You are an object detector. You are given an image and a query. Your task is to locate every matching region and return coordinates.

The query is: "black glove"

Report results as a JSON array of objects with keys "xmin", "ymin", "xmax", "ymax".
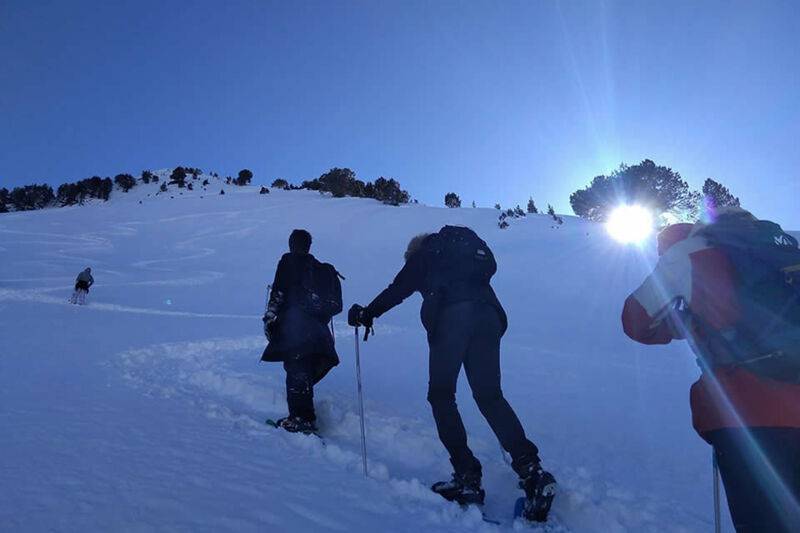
[{"xmin": 347, "ymin": 304, "xmax": 373, "ymax": 328}]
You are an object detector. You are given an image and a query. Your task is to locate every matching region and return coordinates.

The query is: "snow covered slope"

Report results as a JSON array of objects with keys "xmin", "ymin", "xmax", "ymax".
[{"xmin": 0, "ymin": 178, "xmax": 732, "ymax": 531}]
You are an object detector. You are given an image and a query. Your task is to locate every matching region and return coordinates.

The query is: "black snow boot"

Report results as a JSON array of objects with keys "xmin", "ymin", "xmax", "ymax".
[
  {"xmin": 431, "ymin": 471, "xmax": 485, "ymax": 506},
  {"xmin": 518, "ymin": 463, "xmax": 557, "ymax": 522},
  {"xmin": 275, "ymin": 416, "xmax": 318, "ymax": 435}
]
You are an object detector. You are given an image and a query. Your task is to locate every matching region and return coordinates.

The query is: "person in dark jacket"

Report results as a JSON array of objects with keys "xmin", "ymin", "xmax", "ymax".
[
  {"xmin": 348, "ymin": 227, "xmax": 555, "ymax": 520},
  {"xmin": 262, "ymin": 229, "xmax": 339, "ymax": 433},
  {"xmin": 69, "ymin": 267, "xmax": 94, "ymax": 305}
]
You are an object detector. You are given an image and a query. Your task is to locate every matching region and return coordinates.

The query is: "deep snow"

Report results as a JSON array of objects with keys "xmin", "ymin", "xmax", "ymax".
[{"xmin": 0, "ymin": 176, "xmax": 736, "ymax": 531}]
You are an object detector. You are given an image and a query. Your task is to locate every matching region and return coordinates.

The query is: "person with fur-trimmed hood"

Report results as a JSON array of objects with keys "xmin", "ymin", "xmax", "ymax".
[
  {"xmin": 622, "ymin": 208, "xmax": 800, "ymax": 532},
  {"xmin": 348, "ymin": 226, "xmax": 556, "ymax": 522}
]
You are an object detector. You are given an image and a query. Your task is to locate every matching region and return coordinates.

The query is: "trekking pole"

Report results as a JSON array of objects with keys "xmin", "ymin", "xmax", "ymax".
[
  {"xmin": 713, "ymin": 452, "xmax": 721, "ymax": 533},
  {"xmin": 354, "ymin": 326, "xmax": 368, "ymax": 477}
]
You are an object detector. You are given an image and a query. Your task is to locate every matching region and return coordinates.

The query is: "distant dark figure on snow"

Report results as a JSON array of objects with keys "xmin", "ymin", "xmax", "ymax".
[
  {"xmin": 262, "ymin": 229, "xmax": 343, "ymax": 434},
  {"xmin": 348, "ymin": 226, "xmax": 556, "ymax": 522},
  {"xmin": 622, "ymin": 209, "xmax": 800, "ymax": 533},
  {"xmin": 70, "ymin": 267, "xmax": 94, "ymax": 305}
]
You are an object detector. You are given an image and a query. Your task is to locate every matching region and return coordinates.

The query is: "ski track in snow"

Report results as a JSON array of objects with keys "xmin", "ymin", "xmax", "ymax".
[
  {"xmin": 0, "ymin": 288, "xmax": 258, "ymax": 320},
  {"xmin": 116, "ymin": 334, "xmax": 696, "ymax": 532}
]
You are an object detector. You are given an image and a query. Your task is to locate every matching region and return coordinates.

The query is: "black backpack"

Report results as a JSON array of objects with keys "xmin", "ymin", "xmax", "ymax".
[
  {"xmin": 301, "ymin": 259, "xmax": 344, "ymax": 321},
  {"xmin": 426, "ymin": 226, "xmax": 497, "ymax": 291},
  {"xmin": 696, "ymin": 211, "xmax": 800, "ymax": 381}
]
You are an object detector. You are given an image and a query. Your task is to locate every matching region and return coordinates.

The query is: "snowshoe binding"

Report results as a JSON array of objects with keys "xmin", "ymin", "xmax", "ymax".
[
  {"xmin": 266, "ymin": 416, "xmax": 318, "ymax": 435},
  {"xmin": 431, "ymin": 472, "xmax": 485, "ymax": 506},
  {"xmin": 515, "ymin": 464, "xmax": 557, "ymax": 523}
]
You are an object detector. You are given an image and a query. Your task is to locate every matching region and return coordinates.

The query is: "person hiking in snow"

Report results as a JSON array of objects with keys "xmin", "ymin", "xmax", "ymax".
[
  {"xmin": 69, "ymin": 267, "xmax": 94, "ymax": 305},
  {"xmin": 348, "ymin": 226, "xmax": 556, "ymax": 522},
  {"xmin": 622, "ymin": 209, "xmax": 800, "ymax": 533},
  {"xmin": 261, "ymin": 229, "xmax": 342, "ymax": 434}
]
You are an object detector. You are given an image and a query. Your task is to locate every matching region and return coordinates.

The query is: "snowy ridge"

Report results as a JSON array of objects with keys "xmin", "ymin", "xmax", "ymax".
[{"xmin": 1, "ymin": 184, "xmax": 728, "ymax": 531}]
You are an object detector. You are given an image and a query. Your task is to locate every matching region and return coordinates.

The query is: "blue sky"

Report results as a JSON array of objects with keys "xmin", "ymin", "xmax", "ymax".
[{"xmin": 1, "ymin": 0, "xmax": 798, "ymax": 226}]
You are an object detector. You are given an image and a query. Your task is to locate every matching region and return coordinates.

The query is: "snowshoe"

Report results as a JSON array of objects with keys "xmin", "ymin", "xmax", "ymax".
[
  {"xmin": 266, "ymin": 416, "xmax": 318, "ymax": 435},
  {"xmin": 515, "ymin": 465, "xmax": 557, "ymax": 523},
  {"xmin": 431, "ymin": 472, "xmax": 485, "ymax": 506}
]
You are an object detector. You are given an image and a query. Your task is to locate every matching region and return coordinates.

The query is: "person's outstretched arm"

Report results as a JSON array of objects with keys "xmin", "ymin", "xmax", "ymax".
[
  {"xmin": 622, "ymin": 241, "xmax": 696, "ymax": 345},
  {"xmin": 364, "ymin": 253, "xmax": 425, "ymax": 320}
]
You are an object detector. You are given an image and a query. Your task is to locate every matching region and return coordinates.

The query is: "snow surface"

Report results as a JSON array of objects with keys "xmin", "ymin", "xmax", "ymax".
[{"xmin": 0, "ymin": 176, "xmax": 737, "ymax": 531}]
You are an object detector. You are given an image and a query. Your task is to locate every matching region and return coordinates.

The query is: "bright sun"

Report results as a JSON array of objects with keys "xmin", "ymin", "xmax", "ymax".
[{"xmin": 606, "ymin": 205, "xmax": 654, "ymax": 244}]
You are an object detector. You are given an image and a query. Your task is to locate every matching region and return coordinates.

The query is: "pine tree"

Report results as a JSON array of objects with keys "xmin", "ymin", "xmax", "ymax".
[
  {"xmin": 170, "ymin": 167, "xmax": 187, "ymax": 188},
  {"xmin": 570, "ymin": 159, "xmax": 696, "ymax": 221},
  {"xmin": 702, "ymin": 178, "xmax": 740, "ymax": 210},
  {"xmin": 236, "ymin": 169, "xmax": 253, "ymax": 186},
  {"xmin": 527, "ymin": 197, "xmax": 538, "ymax": 214},
  {"xmin": 114, "ymin": 174, "xmax": 136, "ymax": 192}
]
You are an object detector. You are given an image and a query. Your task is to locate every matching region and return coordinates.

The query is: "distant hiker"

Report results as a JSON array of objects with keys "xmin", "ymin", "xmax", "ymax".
[
  {"xmin": 69, "ymin": 267, "xmax": 94, "ymax": 305},
  {"xmin": 622, "ymin": 209, "xmax": 800, "ymax": 532},
  {"xmin": 262, "ymin": 229, "xmax": 342, "ymax": 434},
  {"xmin": 348, "ymin": 226, "xmax": 556, "ymax": 522}
]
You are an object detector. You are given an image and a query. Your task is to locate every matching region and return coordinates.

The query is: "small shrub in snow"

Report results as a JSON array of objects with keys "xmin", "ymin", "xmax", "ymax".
[
  {"xmin": 160, "ymin": 182, "xmax": 168, "ymax": 192},
  {"xmin": 202, "ymin": 179, "xmax": 209, "ymax": 186},
  {"xmin": 445, "ymin": 192, "xmax": 461, "ymax": 208},
  {"xmin": 220, "ymin": 189, "xmax": 225, "ymax": 195},
  {"xmin": 527, "ymin": 197, "xmax": 538, "ymax": 214},
  {"xmin": 498, "ymin": 212, "xmax": 509, "ymax": 229},
  {"xmin": 141, "ymin": 170, "xmax": 154, "ymax": 184},
  {"xmin": 271, "ymin": 178, "xmax": 289, "ymax": 189},
  {"xmin": 236, "ymin": 169, "xmax": 253, "ymax": 186},
  {"xmin": 548, "ymin": 204, "xmax": 564, "ymax": 225},
  {"xmin": 187, "ymin": 182, "xmax": 194, "ymax": 191},
  {"xmin": 259, "ymin": 186, "xmax": 270, "ymax": 194}
]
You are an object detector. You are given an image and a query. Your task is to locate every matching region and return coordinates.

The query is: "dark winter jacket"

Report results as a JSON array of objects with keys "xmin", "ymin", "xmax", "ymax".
[
  {"xmin": 76, "ymin": 269, "xmax": 94, "ymax": 286},
  {"xmin": 261, "ymin": 252, "xmax": 339, "ymax": 381},
  {"xmin": 365, "ymin": 234, "xmax": 508, "ymax": 337}
]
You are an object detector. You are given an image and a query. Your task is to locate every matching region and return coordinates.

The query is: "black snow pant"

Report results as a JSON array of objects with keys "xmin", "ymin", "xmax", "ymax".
[
  {"xmin": 427, "ymin": 301, "xmax": 540, "ymax": 479},
  {"xmin": 708, "ymin": 427, "xmax": 800, "ymax": 533},
  {"xmin": 284, "ymin": 353, "xmax": 316, "ymax": 422}
]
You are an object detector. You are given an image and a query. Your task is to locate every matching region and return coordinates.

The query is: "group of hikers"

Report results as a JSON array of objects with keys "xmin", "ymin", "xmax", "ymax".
[
  {"xmin": 260, "ymin": 207, "xmax": 800, "ymax": 531},
  {"xmin": 69, "ymin": 206, "xmax": 799, "ymax": 528}
]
